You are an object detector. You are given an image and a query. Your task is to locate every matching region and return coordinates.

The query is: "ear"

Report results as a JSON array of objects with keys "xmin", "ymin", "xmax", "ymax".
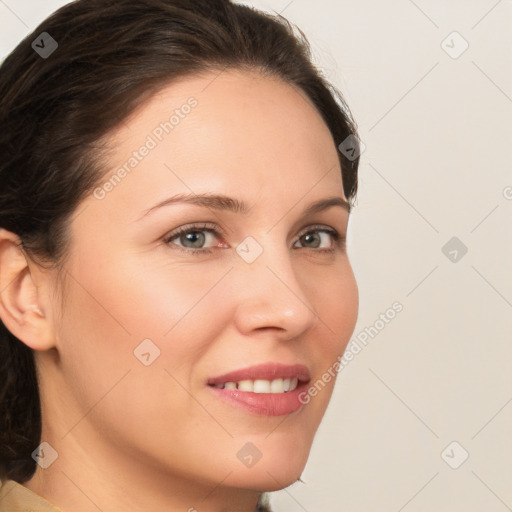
[{"xmin": 0, "ymin": 228, "xmax": 56, "ymax": 351}]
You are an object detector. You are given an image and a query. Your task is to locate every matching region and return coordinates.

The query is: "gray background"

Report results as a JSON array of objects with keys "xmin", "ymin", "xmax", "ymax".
[{"xmin": 1, "ymin": 1, "xmax": 511, "ymax": 510}]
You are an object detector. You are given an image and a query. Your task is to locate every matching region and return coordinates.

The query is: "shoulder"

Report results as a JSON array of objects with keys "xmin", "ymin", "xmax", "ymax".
[{"xmin": 0, "ymin": 479, "xmax": 64, "ymax": 512}]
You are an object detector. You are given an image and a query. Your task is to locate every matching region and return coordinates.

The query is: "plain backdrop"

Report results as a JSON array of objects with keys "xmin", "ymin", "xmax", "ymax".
[{"xmin": 1, "ymin": 1, "xmax": 511, "ymax": 511}]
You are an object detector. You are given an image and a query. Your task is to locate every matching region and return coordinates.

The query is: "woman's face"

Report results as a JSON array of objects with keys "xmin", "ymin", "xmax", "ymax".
[{"xmin": 43, "ymin": 69, "xmax": 358, "ymax": 493}]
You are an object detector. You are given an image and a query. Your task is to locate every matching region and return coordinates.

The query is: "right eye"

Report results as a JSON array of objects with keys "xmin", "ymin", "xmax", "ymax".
[{"xmin": 163, "ymin": 223, "xmax": 228, "ymax": 255}]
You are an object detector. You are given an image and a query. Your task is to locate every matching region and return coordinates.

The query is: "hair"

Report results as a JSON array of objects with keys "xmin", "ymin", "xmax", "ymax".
[{"xmin": 0, "ymin": 0, "xmax": 360, "ymax": 500}]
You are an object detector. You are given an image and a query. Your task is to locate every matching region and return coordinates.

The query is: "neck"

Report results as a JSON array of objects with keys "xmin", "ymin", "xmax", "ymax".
[{"xmin": 24, "ymin": 422, "xmax": 262, "ymax": 512}]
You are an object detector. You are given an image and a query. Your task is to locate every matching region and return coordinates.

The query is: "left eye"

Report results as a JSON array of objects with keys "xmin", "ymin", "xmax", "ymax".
[{"xmin": 294, "ymin": 229, "xmax": 339, "ymax": 249}]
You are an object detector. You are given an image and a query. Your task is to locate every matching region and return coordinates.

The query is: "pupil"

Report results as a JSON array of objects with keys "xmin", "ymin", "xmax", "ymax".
[
  {"xmin": 304, "ymin": 233, "xmax": 320, "ymax": 248},
  {"xmin": 183, "ymin": 231, "xmax": 205, "ymax": 248}
]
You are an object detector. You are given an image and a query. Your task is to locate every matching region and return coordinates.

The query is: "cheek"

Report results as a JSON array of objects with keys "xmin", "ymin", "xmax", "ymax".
[
  {"xmin": 301, "ymin": 262, "xmax": 358, "ymax": 408},
  {"xmin": 65, "ymin": 245, "xmax": 227, "ymax": 341},
  {"xmin": 56, "ymin": 250, "xmax": 231, "ymax": 400},
  {"xmin": 54, "ymin": 253, "xmax": 231, "ymax": 459},
  {"xmin": 310, "ymin": 260, "xmax": 359, "ymax": 353}
]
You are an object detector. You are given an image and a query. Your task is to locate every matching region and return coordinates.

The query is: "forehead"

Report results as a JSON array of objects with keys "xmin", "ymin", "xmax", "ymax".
[{"xmin": 91, "ymin": 69, "xmax": 345, "ymax": 222}]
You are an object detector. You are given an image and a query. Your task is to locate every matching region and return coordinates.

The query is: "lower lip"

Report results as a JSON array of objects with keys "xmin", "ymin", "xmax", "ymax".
[{"xmin": 208, "ymin": 382, "xmax": 309, "ymax": 416}]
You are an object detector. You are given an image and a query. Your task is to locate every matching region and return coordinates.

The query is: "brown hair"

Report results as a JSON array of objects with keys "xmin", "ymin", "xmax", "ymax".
[{"xmin": 0, "ymin": 0, "xmax": 359, "ymax": 494}]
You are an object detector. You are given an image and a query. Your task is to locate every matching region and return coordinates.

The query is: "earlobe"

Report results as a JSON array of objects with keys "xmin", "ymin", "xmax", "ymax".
[{"xmin": 0, "ymin": 228, "xmax": 56, "ymax": 351}]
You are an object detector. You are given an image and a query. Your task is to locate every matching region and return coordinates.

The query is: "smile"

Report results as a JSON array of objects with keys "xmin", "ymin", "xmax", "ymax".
[
  {"xmin": 207, "ymin": 363, "xmax": 311, "ymax": 416},
  {"xmin": 210, "ymin": 377, "xmax": 299, "ymax": 393}
]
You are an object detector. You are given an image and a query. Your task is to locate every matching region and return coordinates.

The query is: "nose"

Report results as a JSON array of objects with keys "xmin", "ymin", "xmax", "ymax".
[{"xmin": 232, "ymin": 240, "xmax": 319, "ymax": 340}]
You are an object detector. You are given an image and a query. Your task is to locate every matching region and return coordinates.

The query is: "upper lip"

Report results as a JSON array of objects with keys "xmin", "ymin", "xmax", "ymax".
[{"xmin": 207, "ymin": 363, "xmax": 311, "ymax": 386}]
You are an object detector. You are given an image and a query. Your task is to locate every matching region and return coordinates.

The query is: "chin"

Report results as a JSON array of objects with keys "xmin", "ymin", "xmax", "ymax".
[
  {"xmin": 231, "ymin": 466, "xmax": 306, "ymax": 493},
  {"xmin": 227, "ymin": 441, "xmax": 311, "ymax": 491}
]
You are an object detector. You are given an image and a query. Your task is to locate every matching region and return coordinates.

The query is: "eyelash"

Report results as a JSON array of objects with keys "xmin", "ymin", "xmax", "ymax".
[{"xmin": 162, "ymin": 222, "xmax": 345, "ymax": 256}]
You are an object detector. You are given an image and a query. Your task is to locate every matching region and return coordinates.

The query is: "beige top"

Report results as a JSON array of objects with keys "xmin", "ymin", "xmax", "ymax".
[
  {"xmin": 0, "ymin": 479, "xmax": 63, "ymax": 511},
  {"xmin": 0, "ymin": 479, "xmax": 271, "ymax": 511}
]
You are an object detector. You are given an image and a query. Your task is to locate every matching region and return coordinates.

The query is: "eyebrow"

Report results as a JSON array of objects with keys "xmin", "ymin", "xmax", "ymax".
[{"xmin": 137, "ymin": 192, "xmax": 351, "ymax": 220}]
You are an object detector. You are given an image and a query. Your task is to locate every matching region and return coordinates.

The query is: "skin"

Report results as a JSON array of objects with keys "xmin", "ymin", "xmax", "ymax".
[{"xmin": 0, "ymin": 69, "xmax": 358, "ymax": 512}]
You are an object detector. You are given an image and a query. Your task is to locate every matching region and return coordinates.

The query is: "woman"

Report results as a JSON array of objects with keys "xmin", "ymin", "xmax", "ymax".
[{"xmin": 0, "ymin": 0, "xmax": 361, "ymax": 510}]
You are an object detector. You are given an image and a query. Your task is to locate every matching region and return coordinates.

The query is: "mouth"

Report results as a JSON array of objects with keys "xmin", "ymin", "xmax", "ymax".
[
  {"xmin": 209, "ymin": 377, "xmax": 300, "ymax": 393},
  {"xmin": 207, "ymin": 363, "xmax": 311, "ymax": 416}
]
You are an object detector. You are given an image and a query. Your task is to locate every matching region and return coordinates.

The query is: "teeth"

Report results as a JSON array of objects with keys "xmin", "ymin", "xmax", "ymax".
[
  {"xmin": 237, "ymin": 380, "xmax": 253, "ymax": 392},
  {"xmin": 270, "ymin": 378, "xmax": 283, "ymax": 393},
  {"xmin": 253, "ymin": 379, "xmax": 270, "ymax": 393},
  {"xmin": 214, "ymin": 378, "xmax": 299, "ymax": 393}
]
